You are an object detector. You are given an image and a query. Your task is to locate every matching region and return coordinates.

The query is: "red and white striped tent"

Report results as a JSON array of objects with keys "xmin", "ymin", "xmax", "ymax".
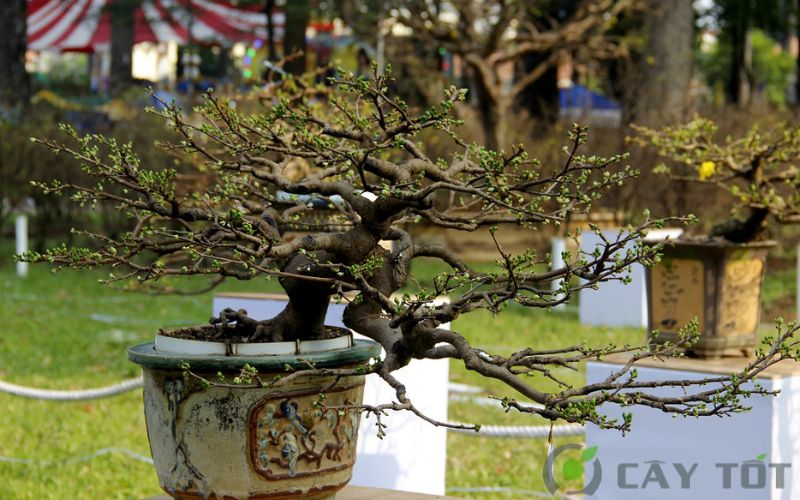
[{"xmin": 28, "ymin": 0, "xmax": 283, "ymax": 52}]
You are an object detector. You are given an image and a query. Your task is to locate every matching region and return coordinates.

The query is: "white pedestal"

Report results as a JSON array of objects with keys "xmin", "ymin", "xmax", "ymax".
[
  {"xmin": 212, "ymin": 293, "xmax": 449, "ymax": 496},
  {"xmin": 578, "ymin": 229, "xmax": 682, "ymax": 328},
  {"xmin": 585, "ymin": 355, "xmax": 800, "ymax": 499}
]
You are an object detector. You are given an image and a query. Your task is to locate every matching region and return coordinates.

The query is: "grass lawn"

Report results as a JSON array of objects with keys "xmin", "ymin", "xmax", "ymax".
[{"xmin": 0, "ymin": 257, "xmax": 794, "ymax": 498}]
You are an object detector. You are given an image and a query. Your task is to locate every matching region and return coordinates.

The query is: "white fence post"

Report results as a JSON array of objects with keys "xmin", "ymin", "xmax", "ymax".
[
  {"xmin": 551, "ymin": 237, "xmax": 567, "ymax": 310},
  {"xmin": 15, "ymin": 214, "xmax": 28, "ymax": 278}
]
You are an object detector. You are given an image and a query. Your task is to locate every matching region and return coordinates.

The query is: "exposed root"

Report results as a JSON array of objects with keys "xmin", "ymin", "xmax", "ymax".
[
  {"xmin": 210, "ymin": 308, "xmax": 275, "ymax": 341},
  {"xmin": 161, "ymin": 307, "xmax": 344, "ymax": 343}
]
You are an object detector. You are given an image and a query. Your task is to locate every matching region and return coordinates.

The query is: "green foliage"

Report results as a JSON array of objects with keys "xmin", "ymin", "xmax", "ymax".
[
  {"xmin": 631, "ymin": 117, "xmax": 800, "ymax": 240},
  {"xmin": 32, "ymin": 53, "xmax": 91, "ymax": 95},
  {"xmin": 0, "ymin": 97, "xmax": 190, "ymax": 264},
  {"xmin": 699, "ymin": 30, "xmax": 794, "ymax": 106}
]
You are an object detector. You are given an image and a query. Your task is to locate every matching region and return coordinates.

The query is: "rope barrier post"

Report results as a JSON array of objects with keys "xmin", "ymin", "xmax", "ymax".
[
  {"xmin": 15, "ymin": 213, "xmax": 28, "ymax": 278},
  {"xmin": 551, "ymin": 237, "xmax": 566, "ymax": 310}
]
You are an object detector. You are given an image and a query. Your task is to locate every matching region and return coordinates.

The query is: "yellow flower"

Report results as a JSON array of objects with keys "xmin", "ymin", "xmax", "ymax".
[{"xmin": 698, "ymin": 161, "xmax": 716, "ymax": 180}]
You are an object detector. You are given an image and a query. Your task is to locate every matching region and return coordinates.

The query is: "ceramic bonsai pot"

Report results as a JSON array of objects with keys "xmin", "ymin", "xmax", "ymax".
[
  {"xmin": 127, "ymin": 332, "xmax": 380, "ymax": 499},
  {"xmin": 645, "ymin": 239, "xmax": 775, "ymax": 359}
]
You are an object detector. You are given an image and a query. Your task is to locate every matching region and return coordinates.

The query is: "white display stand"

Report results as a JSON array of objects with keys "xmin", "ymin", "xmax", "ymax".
[
  {"xmin": 578, "ymin": 228, "xmax": 683, "ymax": 328},
  {"xmin": 585, "ymin": 355, "xmax": 800, "ymax": 499},
  {"xmin": 212, "ymin": 293, "xmax": 449, "ymax": 496}
]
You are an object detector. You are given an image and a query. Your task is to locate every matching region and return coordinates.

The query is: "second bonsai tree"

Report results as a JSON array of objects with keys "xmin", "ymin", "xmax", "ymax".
[{"xmin": 632, "ymin": 118, "xmax": 800, "ymax": 357}]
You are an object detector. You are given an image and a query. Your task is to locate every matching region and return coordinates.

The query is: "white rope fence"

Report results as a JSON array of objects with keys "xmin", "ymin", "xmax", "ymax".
[
  {"xmin": 447, "ymin": 383, "xmax": 584, "ymax": 437},
  {"xmin": 0, "ymin": 447, "xmax": 153, "ymax": 465},
  {"xmin": 0, "ymin": 376, "xmax": 143, "ymax": 400},
  {"xmin": 0, "ymin": 378, "xmax": 580, "ymax": 500},
  {"xmin": 0, "ymin": 379, "xmax": 583, "ymax": 437},
  {"xmin": 448, "ymin": 422, "xmax": 583, "ymax": 438}
]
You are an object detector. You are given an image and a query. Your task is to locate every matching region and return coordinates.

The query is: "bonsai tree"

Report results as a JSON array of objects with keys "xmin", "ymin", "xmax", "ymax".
[
  {"xmin": 630, "ymin": 118, "xmax": 800, "ymax": 243},
  {"xmin": 21, "ymin": 71, "xmax": 800, "ymax": 431}
]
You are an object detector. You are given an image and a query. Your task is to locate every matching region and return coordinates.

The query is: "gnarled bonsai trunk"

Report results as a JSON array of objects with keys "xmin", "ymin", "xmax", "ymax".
[
  {"xmin": 710, "ymin": 207, "xmax": 770, "ymax": 243},
  {"xmin": 268, "ymin": 253, "xmax": 335, "ymax": 340},
  {"xmin": 208, "ymin": 226, "xmax": 409, "ymax": 344}
]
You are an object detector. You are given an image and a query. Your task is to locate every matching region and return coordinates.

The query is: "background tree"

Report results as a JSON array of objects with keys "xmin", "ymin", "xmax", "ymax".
[
  {"xmin": 234, "ymin": 0, "xmax": 281, "ymax": 63},
  {"xmin": 392, "ymin": 0, "xmax": 640, "ymax": 150},
  {"xmin": 708, "ymin": 0, "xmax": 788, "ymax": 105},
  {"xmin": 335, "ymin": 0, "xmax": 384, "ymax": 42},
  {"xmin": 622, "ymin": 0, "xmax": 694, "ymax": 126},
  {"xmin": 265, "ymin": 0, "xmax": 278, "ymax": 62},
  {"xmin": 335, "ymin": 0, "xmax": 437, "ymax": 108},
  {"xmin": 284, "ymin": 0, "xmax": 310, "ymax": 75},
  {"xmin": 109, "ymin": 0, "xmax": 138, "ymax": 97},
  {"xmin": 0, "ymin": 0, "xmax": 31, "ymax": 110},
  {"xmin": 794, "ymin": 0, "xmax": 800, "ymax": 103},
  {"xmin": 600, "ymin": 0, "xmax": 695, "ymax": 220},
  {"xmin": 700, "ymin": 29, "xmax": 794, "ymax": 107},
  {"xmin": 517, "ymin": 1, "xmax": 578, "ymax": 130}
]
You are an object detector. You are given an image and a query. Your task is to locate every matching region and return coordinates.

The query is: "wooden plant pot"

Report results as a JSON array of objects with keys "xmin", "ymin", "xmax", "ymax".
[
  {"xmin": 645, "ymin": 240, "xmax": 775, "ymax": 359},
  {"xmin": 128, "ymin": 335, "xmax": 380, "ymax": 499}
]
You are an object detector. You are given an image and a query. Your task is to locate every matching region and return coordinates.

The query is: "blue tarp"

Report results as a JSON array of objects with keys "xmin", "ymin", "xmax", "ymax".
[{"xmin": 559, "ymin": 84, "xmax": 620, "ymax": 111}]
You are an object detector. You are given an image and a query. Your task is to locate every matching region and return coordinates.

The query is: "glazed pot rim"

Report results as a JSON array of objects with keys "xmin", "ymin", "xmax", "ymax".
[
  {"xmin": 154, "ymin": 330, "xmax": 355, "ymax": 357},
  {"xmin": 127, "ymin": 338, "xmax": 381, "ymax": 371}
]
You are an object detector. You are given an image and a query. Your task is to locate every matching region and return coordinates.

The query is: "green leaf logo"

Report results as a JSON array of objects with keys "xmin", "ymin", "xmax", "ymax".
[
  {"xmin": 562, "ymin": 446, "xmax": 599, "ymax": 481},
  {"xmin": 757, "ymin": 453, "xmax": 767, "ymax": 461},
  {"xmin": 582, "ymin": 445, "xmax": 599, "ymax": 462},
  {"xmin": 544, "ymin": 443, "xmax": 603, "ymax": 496},
  {"xmin": 562, "ymin": 458, "xmax": 583, "ymax": 480}
]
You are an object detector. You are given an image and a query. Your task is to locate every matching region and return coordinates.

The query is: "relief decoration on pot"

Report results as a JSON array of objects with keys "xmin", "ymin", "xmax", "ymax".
[
  {"xmin": 248, "ymin": 384, "xmax": 363, "ymax": 480},
  {"xmin": 650, "ymin": 258, "xmax": 705, "ymax": 335},
  {"xmin": 719, "ymin": 258, "xmax": 763, "ymax": 336}
]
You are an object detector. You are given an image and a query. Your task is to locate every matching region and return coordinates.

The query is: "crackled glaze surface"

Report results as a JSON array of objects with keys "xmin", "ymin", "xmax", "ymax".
[
  {"xmin": 141, "ymin": 369, "xmax": 365, "ymax": 499},
  {"xmin": 249, "ymin": 384, "xmax": 363, "ymax": 481},
  {"xmin": 645, "ymin": 241, "xmax": 772, "ymax": 358},
  {"xmin": 129, "ymin": 341, "xmax": 379, "ymax": 499}
]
